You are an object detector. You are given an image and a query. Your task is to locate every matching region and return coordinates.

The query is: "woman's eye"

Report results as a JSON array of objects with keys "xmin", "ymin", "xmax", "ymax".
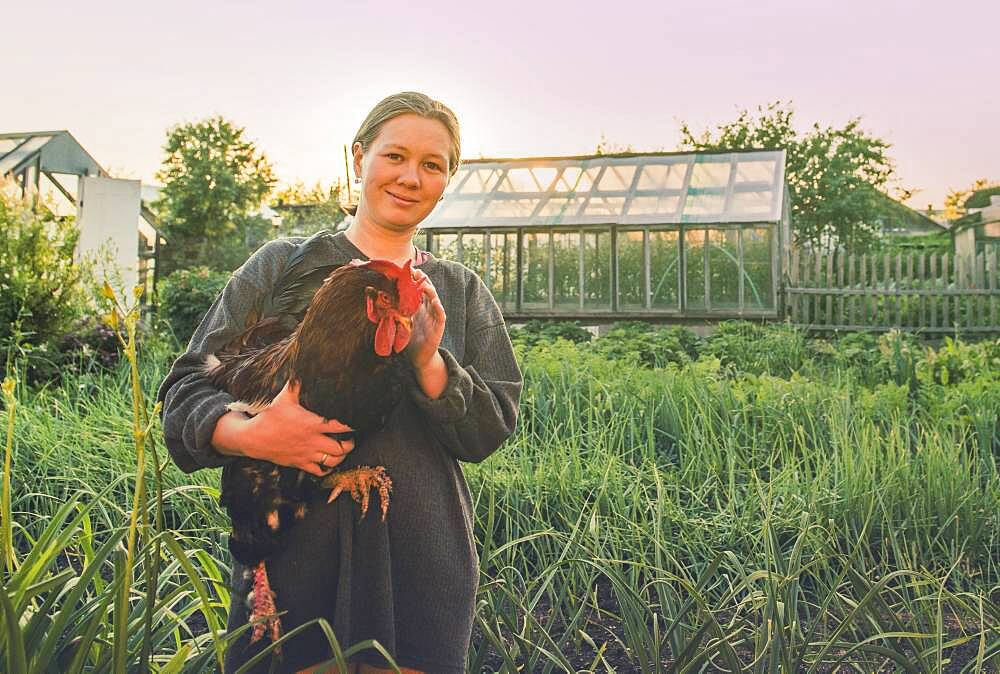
[
  {"xmin": 424, "ymin": 162, "xmax": 442, "ymax": 172},
  {"xmin": 386, "ymin": 153, "xmax": 403, "ymax": 161}
]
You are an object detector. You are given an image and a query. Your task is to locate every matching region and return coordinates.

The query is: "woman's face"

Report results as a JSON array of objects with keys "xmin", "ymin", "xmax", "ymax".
[{"xmin": 354, "ymin": 113, "xmax": 452, "ymax": 233}]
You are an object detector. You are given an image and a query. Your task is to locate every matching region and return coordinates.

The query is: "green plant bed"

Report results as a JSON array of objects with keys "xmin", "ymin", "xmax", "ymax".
[{"xmin": 3, "ymin": 321, "xmax": 998, "ymax": 671}]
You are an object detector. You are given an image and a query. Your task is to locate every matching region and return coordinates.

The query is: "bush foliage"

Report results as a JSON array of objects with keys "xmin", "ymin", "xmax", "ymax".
[
  {"xmin": 157, "ymin": 267, "xmax": 231, "ymax": 345},
  {"xmin": 0, "ymin": 182, "xmax": 96, "ymax": 377}
]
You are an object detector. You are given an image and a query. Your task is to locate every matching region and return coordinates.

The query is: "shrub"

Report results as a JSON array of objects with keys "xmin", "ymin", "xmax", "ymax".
[
  {"xmin": 52, "ymin": 315, "xmax": 122, "ymax": 373},
  {"xmin": 0, "ymin": 181, "xmax": 95, "ymax": 375},
  {"xmin": 591, "ymin": 321, "xmax": 701, "ymax": 368},
  {"xmin": 508, "ymin": 320, "xmax": 592, "ymax": 349},
  {"xmin": 157, "ymin": 266, "xmax": 231, "ymax": 345},
  {"xmin": 703, "ymin": 321, "xmax": 808, "ymax": 377}
]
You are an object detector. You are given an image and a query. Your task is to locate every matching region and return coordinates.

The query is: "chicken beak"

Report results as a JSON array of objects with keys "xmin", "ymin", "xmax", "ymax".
[{"xmin": 396, "ymin": 316, "xmax": 412, "ymax": 332}]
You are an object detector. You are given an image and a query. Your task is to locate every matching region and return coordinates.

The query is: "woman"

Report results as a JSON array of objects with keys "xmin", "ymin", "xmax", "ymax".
[{"xmin": 157, "ymin": 92, "xmax": 522, "ymax": 673}]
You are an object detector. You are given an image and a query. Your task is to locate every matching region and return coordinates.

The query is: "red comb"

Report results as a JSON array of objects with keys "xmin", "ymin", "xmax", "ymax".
[{"xmin": 349, "ymin": 258, "xmax": 425, "ymax": 315}]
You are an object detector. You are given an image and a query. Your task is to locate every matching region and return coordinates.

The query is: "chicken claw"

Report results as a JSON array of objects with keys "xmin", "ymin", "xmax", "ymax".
[
  {"xmin": 322, "ymin": 465, "xmax": 393, "ymax": 521},
  {"xmin": 249, "ymin": 561, "xmax": 282, "ymax": 651}
]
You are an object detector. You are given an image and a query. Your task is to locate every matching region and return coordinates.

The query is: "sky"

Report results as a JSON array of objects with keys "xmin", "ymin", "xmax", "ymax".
[{"xmin": 5, "ymin": 0, "xmax": 998, "ymax": 210}]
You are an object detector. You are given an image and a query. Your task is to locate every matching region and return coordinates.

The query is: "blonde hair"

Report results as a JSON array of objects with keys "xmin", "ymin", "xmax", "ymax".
[{"xmin": 345, "ymin": 92, "xmax": 461, "ymax": 217}]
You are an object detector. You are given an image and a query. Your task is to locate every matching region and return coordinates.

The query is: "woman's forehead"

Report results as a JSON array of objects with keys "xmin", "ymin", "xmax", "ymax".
[{"xmin": 372, "ymin": 114, "xmax": 451, "ymax": 157}]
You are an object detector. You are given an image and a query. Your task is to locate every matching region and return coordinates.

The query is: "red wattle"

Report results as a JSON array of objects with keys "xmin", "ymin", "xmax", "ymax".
[
  {"xmin": 393, "ymin": 321, "xmax": 411, "ymax": 353},
  {"xmin": 375, "ymin": 317, "xmax": 396, "ymax": 356}
]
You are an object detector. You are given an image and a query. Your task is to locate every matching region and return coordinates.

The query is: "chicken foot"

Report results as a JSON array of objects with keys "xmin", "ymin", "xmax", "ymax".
[
  {"xmin": 322, "ymin": 465, "xmax": 393, "ymax": 521},
  {"xmin": 249, "ymin": 561, "xmax": 282, "ymax": 651}
]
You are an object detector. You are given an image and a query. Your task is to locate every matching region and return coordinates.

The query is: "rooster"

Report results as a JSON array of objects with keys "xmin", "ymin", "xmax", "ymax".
[{"xmin": 205, "ymin": 256, "xmax": 425, "ymax": 649}]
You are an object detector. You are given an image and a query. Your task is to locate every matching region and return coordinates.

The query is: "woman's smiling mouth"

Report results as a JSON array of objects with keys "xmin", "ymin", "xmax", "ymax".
[{"xmin": 386, "ymin": 190, "xmax": 419, "ymax": 206}]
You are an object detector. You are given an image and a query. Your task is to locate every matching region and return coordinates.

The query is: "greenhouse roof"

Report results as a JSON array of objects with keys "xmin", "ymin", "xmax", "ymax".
[
  {"xmin": 423, "ymin": 149, "xmax": 787, "ymax": 230},
  {"xmin": 0, "ymin": 130, "xmax": 103, "ymax": 178}
]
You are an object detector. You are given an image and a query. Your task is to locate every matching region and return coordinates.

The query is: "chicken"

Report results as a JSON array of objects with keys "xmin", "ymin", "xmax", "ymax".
[{"xmin": 205, "ymin": 256, "xmax": 425, "ymax": 649}]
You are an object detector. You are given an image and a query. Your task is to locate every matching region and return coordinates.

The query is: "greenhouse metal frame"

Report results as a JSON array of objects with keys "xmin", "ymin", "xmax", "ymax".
[{"xmin": 421, "ymin": 149, "xmax": 791, "ymax": 320}]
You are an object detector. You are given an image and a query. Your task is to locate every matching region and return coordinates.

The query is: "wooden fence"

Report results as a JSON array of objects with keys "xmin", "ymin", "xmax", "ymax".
[{"xmin": 785, "ymin": 247, "xmax": 1000, "ymax": 334}]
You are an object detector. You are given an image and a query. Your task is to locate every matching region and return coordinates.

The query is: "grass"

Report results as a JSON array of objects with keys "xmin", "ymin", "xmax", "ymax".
[{"xmin": 2, "ymin": 319, "xmax": 999, "ymax": 671}]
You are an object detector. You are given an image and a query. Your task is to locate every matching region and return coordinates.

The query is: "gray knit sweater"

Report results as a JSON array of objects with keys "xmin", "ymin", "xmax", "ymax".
[{"xmin": 156, "ymin": 230, "xmax": 522, "ymax": 673}]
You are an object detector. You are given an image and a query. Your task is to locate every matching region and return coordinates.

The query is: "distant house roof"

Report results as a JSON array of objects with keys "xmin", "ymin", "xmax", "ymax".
[
  {"xmin": 423, "ymin": 149, "xmax": 788, "ymax": 230},
  {"xmin": 875, "ymin": 193, "xmax": 949, "ymax": 236}
]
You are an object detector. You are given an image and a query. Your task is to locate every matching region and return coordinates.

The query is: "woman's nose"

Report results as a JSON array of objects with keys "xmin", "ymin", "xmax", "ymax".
[{"xmin": 397, "ymin": 162, "xmax": 420, "ymax": 188}]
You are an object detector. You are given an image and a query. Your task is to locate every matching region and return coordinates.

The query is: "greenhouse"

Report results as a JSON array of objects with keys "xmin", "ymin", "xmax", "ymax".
[{"xmin": 421, "ymin": 149, "xmax": 791, "ymax": 320}]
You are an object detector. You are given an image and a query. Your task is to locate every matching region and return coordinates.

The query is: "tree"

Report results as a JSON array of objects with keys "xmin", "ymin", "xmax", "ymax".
[
  {"xmin": 944, "ymin": 178, "xmax": 998, "ymax": 221},
  {"xmin": 679, "ymin": 102, "xmax": 901, "ymax": 251},
  {"xmin": 271, "ymin": 181, "xmax": 345, "ymax": 237},
  {"xmin": 154, "ymin": 117, "xmax": 277, "ymax": 274}
]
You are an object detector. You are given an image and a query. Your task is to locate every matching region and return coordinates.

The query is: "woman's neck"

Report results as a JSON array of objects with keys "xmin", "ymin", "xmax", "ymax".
[{"xmin": 343, "ymin": 214, "xmax": 417, "ymax": 266}]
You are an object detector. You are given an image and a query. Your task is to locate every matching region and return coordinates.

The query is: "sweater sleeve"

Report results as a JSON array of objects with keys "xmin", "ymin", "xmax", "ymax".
[
  {"xmin": 155, "ymin": 240, "xmax": 297, "ymax": 473},
  {"xmin": 407, "ymin": 274, "xmax": 523, "ymax": 464}
]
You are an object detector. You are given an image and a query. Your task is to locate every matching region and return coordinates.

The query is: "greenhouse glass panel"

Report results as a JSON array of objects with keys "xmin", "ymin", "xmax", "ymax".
[
  {"xmin": 434, "ymin": 199, "xmax": 480, "ymax": 222},
  {"xmin": 430, "ymin": 233, "xmax": 459, "ymax": 262},
  {"xmin": 597, "ymin": 165, "xmax": 636, "ymax": 191},
  {"xmin": 708, "ymin": 229, "xmax": 740, "ymax": 310},
  {"xmin": 582, "ymin": 196, "xmax": 626, "ymax": 217},
  {"xmin": 735, "ymin": 160, "xmax": 776, "ymax": 184},
  {"xmin": 461, "ymin": 232, "xmax": 487, "ymax": 279},
  {"xmin": 628, "ymin": 194, "xmax": 681, "ymax": 217},
  {"xmin": 583, "ymin": 230, "xmax": 612, "ymax": 310},
  {"xmin": 482, "ymin": 198, "xmax": 538, "ymax": 218},
  {"xmin": 554, "ymin": 166, "xmax": 601, "ymax": 192},
  {"xmin": 636, "ymin": 164, "xmax": 686, "ymax": 190},
  {"xmin": 552, "ymin": 231, "xmax": 581, "ymax": 309},
  {"xmin": 531, "ymin": 167, "xmax": 559, "ymax": 191},
  {"xmin": 522, "ymin": 231, "xmax": 550, "ymax": 309},
  {"xmin": 457, "ymin": 168, "xmax": 501, "ymax": 194},
  {"xmin": 742, "ymin": 227, "xmax": 774, "ymax": 310},
  {"xmin": 538, "ymin": 195, "xmax": 587, "ymax": 218},
  {"xmin": 498, "ymin": 168, "xmax": 545, "ymax": 193},
  {"xmin": 729, "ymin": 189, "xmax": 773, "ymax": 216},
  {"xmin": 684, "ymin": 229, "xmax": 707, "ymax": 310},
  {"xmin": 650, "ymin": 230, "xmax": 680, "ymax": 310},
  {"xmin": 489, "ymin": 232, "xmax": 516, "ymax": 309},
  {"xmin": 689, "ymin": 161, "xmax": 731, "ymax": 189},
  {"xmin": 618, "ymin": 230, "xmax": 645, "ymax": 310},
  {"xmin": 683, "ymin": 192, "xmax": 725, "ymax": 217}
]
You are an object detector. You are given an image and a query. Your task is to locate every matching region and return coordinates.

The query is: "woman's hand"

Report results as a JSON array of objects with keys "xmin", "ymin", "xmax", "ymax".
[
  {"xmin": 405, "ymin": 269, "xmax": 446, "ymax": 370},
  {"xmin": 211, "ymin": 380, "xmax": 354, "ymax": 477},
  {"xmin": 404, "ymin": 270, "xmax": 449, "ymax": 399}
]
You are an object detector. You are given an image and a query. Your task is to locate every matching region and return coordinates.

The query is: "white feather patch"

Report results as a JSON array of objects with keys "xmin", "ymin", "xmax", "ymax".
[
  {"xmin": 226, "ymin": 400, "xmax": 270, "ymax": 416},
  {"xmin": 204, "ymin": 353, "xmax": 222, "ymax": 373}
]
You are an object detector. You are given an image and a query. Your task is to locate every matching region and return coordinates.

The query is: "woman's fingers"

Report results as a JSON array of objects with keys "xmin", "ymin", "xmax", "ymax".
[
  {"xmin": 320, "ymin": 416, "xmax": 353, "ymax": 433},
  {"xmin": 300, "ymin": 461, "xmax": 327, "ymax": 477}
]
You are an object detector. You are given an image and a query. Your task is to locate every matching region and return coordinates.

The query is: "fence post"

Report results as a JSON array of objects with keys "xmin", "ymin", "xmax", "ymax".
[
  {"xmin": 990, "ymin": 248, "xmax": 998, "ymax": 329},
  {"xmin": 930, "ymin": 253, "xmax": 938, "ymax": 330},
  {"xmin": 918, "ymin": 253, "xmax": 926, "ymax": 328},
  {"xmin": 848, "ymin": 253, "xmax": 857, "ymax": 327},
  {"xmin": 814, "ymin": 251, "xmax": 823, "ymax": 328},
  {"xmin": 860, "ymin": 253, "xmax": 869, "ymax": 327},
  {"xmin": 826, "ymin": 252, "xmax": 834, "ymax": 327},
  {"xmin": 942, "ymin": 253, "xmax": 950, "ymax": 331}
]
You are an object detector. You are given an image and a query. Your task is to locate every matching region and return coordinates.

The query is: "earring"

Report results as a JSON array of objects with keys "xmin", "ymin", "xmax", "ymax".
[{"xmin": 354, "ymin": 177, "xmax": 361, "ymax": 184}]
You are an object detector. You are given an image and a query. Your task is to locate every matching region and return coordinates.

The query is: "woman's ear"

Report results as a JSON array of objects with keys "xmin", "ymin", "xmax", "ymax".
[{"xmin": 352, "ymin": 142, "xmax": 364, "ymax": 182}]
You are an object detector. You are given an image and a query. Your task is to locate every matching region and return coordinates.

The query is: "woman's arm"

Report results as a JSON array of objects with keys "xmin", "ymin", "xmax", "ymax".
[
  {"xmin": 406, "ymin": 272, "xmax": 523, "ymax": 463},
  {"xmin": 156, "ymin": 240, "xmax": 353, "ymax": 475}
]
